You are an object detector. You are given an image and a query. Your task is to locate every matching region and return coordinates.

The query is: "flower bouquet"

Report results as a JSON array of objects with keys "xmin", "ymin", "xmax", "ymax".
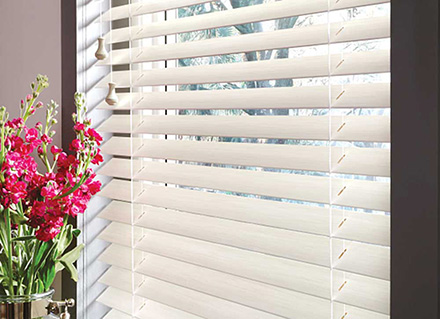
[{"xmin": 0, "ymin": 75, "xmax": 102, "ymax": 301}]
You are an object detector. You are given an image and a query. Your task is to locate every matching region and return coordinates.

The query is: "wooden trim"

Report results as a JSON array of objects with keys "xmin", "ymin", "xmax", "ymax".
[
  {"xmin": 61, "ymin": 0, "xmax": 77, "ymax": 317},
  {"xmin": 391, "ymin": 1, "xmax": 440, "ymax": 318}
]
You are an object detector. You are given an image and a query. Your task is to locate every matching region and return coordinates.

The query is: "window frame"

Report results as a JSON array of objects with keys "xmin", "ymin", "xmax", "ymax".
[
  {"xmin": 64, "ymin": 0, "xmax": 440, "ymax": 318},
  {"xmin": 391, "ymin": 1, "xmax": 440, "ymax": 318}
]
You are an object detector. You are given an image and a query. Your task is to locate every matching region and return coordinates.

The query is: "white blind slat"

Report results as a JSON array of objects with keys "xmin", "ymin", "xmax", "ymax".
[
  {"xmin": 98, "ymin": 241, "xmax": 145, "ymax": 270},
  {"xmin": 96, "ymin": 50, "xmax": 390, "ymax": 88},
  {"xmin": 137, "ymin": 300, "xmax": 205, "ymax": 319},
  {"xmin": 137, "ymin": 276, "xmax": 286, "ymax": 319},
  {"xmin": 98, "ymin": 221, "xmax": 389, "ymax": 281},
  {"xmin": 99, "ymin": 114, "xmax": 390, "ymax": 142},
  {"xmin": 103, "ymin": 310, "xmax": 131, "ymax": 319},
  {"xmin": 99, "ymin": 256, "xmax": 389, "ymax": 315},
  {"xmin": 99, "ymin": 16, "xmax": 389, "ymax": 65},
  {"xmin": 99, "ymin": 265, "xmax": 329, "ymax": 319},
  {"xmin": 98, "ymin": 159, "xmax": 390, "ymax": 211},
  {"xmin": 97, "ymin": 287, "xmax": 144, "ymax": 316},
  {"xmin": 102, "ymin": 0, "xmax": 213, "ymax": 22},
  {"xmin": 101, "ymin": 233, "xmax": 332, "ymax": 301},
  {"xmin": 97, "ymin": 83, "xmax": 390, "ymax": 110},
  {"xmin": 100, "ymin": 137, "xmax": 390, "ymax": 176},
  {"xmin": 333, "ymin": 271, "xmax": 390, "ymax": 315},
  {"xmin": 137, "ymin": 257, "xmax": 330, "ymax": 319},
  {"xmin": 99, "ymin": 181, "xmax": 390, "ymax": 246},
  {"xmin": 334, "ymin": 303, "xmax": 389, "ymax": 319},
  {"xmin": 104, "ymin": 0, "xmax": 389, "ymax": 43}
]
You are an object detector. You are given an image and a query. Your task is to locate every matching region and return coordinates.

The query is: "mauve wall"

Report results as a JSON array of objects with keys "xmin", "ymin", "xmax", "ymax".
[
  {"xmin": 0, "ymin": 0, "xmax": 62, "ymax": 299},
  {"xmin": 0, "ymin": 0, "xmax": 62, "ymax": 147}
]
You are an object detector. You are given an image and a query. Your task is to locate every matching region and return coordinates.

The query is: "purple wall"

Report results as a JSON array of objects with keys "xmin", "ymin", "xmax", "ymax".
[{"xmin": 0, "ymin": 0, "xmax": 62, "ymax": 147}]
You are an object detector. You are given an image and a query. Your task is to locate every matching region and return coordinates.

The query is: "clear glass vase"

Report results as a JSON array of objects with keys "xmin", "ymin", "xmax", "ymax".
[{"xmin": 0, "ymin": 290, "xmax": 55, "ymax": 319}]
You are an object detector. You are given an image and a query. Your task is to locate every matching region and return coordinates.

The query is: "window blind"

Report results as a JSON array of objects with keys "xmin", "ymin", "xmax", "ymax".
[{"xmin": 92, "ymin": 0, "xmax": 390, "ymax": 318}]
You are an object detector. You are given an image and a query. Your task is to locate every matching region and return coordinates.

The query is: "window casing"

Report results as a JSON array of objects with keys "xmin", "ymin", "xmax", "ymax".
[{"xmin": 78, "ymin": 1, "xmax": 391, "ymax": 318}]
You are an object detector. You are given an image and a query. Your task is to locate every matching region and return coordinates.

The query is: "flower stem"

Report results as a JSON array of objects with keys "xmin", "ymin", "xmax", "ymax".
[{"xmin": 5, "ymin": 209, "xmax": 14, "ymax": 295}]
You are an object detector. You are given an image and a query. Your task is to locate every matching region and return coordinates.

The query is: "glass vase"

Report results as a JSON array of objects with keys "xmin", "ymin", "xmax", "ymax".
[{"xmin": 0, "ymin": 290, "xmax": 55, "ymax": 319}]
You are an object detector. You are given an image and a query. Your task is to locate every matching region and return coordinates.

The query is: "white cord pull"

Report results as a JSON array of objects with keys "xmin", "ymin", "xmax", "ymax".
[
  {"xmin": 95, "ymin": 37, "xmax": 108, "ymax": 60},
  {"xmin": 105, "ymin": 82, "xmax": 118, "ymax": 105}
]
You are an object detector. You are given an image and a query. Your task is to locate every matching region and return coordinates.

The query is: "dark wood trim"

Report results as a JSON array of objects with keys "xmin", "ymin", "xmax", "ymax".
[
  {"xmin": 61, "ymin": 0, "xmax": 77, "ymax": 317},
  {"xmin": 391, "ymin": 1, "xmax": 440, "ymax": 318}
]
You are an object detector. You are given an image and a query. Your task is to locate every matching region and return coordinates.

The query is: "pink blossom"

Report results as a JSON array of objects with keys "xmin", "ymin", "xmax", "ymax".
[
  {"xmin": 25, "ymin": 128, "xmax": 39, "ymax": 143},
  {"xmin": 41, "ymin": 182, "xmax": 60, "ymax": 198},
  {"xmin": 36, "ymin": 227, "xmax": 61, "ymax": 242},
  {"xmin": 50, "ymin": 145, "xmax": 62, "ymax": 155},
  {"xmin": 74, "ymin": 122, "xmax": 85, "ymax": 131},
  {"xmin": 69, "ymin": 139, "xmax": 84, "ymax": 151},
  {"xmin": 91, "ymin": 150, "xmax": 104, "ymax": 165},
  {"xmin": 0, "ymin": 88, "xmax": 102, "ymax": 243},
  {"xmin": 86, "ymin": 128, "xmax": 103, "ymax": 145},
  {"xmin": 41, "ymin": 134, "xmax": 52, "ymax": 144}
]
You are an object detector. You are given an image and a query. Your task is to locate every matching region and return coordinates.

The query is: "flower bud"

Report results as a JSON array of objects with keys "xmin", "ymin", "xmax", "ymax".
[
  {"xmin": 26, "ymin": 94, "xmax": 32, "ymax": 101},
  {"xmin": 35, "ymin": 122, "xmax": 43, "ymax": 131},
  {"xmin": 72, "ymin": 113, "xmax": 77, "ymax": 121},
  {"xmin": 0, "ymin": 106, "xmax": 5, "ymax": 121},
  {"xmin": 49, "ymin": 130, "xmax": 56, "ymax": 138},
  {"xmin": 31, "ymin": 82, "xmax": 35, "ymax": 90},
  {"xmin": 36, "ymin": 101, "xmax": 43, "ymax": 108},
  {"xmin": 36, "ymin": 74, "xmax": 49, "ymax": 88},
  {"xmin": 33, "ymin": 92, "xmax": 39, "ymax": 98},
  {"xmin": 51, "ymin": 119, "xmax": 58, "ymax": 125}
]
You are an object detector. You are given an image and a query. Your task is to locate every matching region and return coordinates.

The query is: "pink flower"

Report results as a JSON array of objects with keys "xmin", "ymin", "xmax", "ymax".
[
  {"xmin": 36, "ymin": 227, "xmax": 61, "ymax": 242},
  {"xmin": 91, "ymin": 150, "xmax": 104, "ymax": 165},
  {"xmin": 69, "ymin": 139, "xmax": 84, "ymax": 151},
  {"xmin": 25, "ymin": 128, "xmax": 39, "ymax": 143},
  {"xmin": 86, "ymin": 128, "xmax": 103, "ymax": 145},
  {"xmin": 41, "ymin": 182, "xmax": 60, "ymax": 198},
  {"xmin": 74, "ymin": 122, "xmax": 85, "ymax": 131},
  {"xmin": 41, "ymin": 134, "xmax": 52, "ymax": 144},
  {"xmin": 50, "ymin": 145, "xmax": 62, "ymax": 155},
  {"xmin": 0, "ymin": 82, "xmax": 103, "ymax": 243},
  {"xmin": 6, "ymin": 118, "xmax": 24, "ymax": 129}
]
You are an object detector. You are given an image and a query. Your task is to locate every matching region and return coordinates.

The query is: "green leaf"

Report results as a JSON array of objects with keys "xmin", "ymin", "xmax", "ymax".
[
  {"xmin": 40, "ymin": 261, "xmax": 56, "ymax": 291},
  {"xmin": 55, "ymin": 225, "xmax": 73, "ymax": 258},
  {"xmin": 36, "ymin": 278, "xmax": 44, "ymax": 293},
  {"xmin": 34, "ymin": 242, "xmax": 50, "ymax": 267},
  {"xmin": 72, "ymin": 229, "xmax": 81, "ymax": 237},
  {"xmin": 9, "ymin": 211, "xmax": 28, "ymax": 225},
  {"xmin": 56, "ymin": 244, "xmax": 84, "ymax": 283},
  {"xmin": 55, "ymin": 262, "xmax": 64, "ymax": 273},
  {"xmin": 58, "ymin": 244, "xmax": 84, "ymax": 265},
  {"xmin": 12, "ymin": 235, "xmax": 36, "ymax": 242},
  {"xmin": 60, "ymin": 260, "xmax": 78, "ymax": 282}
]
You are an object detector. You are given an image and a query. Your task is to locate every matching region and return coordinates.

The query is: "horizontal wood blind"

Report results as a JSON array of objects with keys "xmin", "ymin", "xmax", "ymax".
[{"xmin": 93, "ymin": 0, "xmax": 391, "ymax": 318}]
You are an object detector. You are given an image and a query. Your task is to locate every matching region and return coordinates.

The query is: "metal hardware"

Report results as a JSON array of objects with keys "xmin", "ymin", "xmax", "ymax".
[{"xmin": 46, "ymin": 299, "xmax": 75, "ymax": 318}]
